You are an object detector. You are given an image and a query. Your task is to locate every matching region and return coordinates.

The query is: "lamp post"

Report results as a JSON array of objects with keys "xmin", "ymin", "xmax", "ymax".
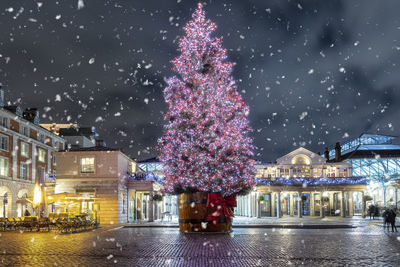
[{"xmin": 33, "ymin": 183, "xmax": 42, "ymax": 219}]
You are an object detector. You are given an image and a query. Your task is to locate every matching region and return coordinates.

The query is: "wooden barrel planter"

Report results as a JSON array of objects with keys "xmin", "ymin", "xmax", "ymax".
[{"xmin": 178, "ymin": 192, "xmax": 232, "ymax": 233}]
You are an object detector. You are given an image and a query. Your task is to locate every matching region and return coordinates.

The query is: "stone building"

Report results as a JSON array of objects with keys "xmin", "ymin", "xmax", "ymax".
[
  {"xmin": 236, "ymin": 147, "xmax": 367, "ymax": 218},
  {"xmin": 54, "ymin": 141, "xmax": 134, "ymax": 224},
  {"xmin": 0, "ymin": 89, "xmax": 65, "ymax": 218},
  {"xmin": 53, "ymin": 140, "xmax": 163, "ymax": 224}
]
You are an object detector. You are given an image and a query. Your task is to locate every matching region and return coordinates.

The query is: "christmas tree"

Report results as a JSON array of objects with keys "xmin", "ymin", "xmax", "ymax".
[{"xmin": 159, "ymin": 3, "xmax": 255, "ymax": 197}]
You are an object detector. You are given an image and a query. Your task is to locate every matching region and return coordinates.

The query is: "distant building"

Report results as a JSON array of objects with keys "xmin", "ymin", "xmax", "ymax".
[
  {"xmin": 326, "ymin": 133, "xmax": 400, "ymax": 208},
  {"xmin": 0, "ymin": 88, "xmax": 65, "ymax": 217},
  {"xmin": 41, "ymin": 123, "xmax": 98, "ymax": 149},
  {"xmin": 236, "ymin": 147, "xmax": 367, "ymax": 218}
]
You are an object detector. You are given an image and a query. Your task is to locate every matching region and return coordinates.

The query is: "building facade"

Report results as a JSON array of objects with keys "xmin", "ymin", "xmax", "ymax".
[
  {"xmin": 236, "ymin": 147, "xmax": 367, "ymax": 218},
  {"xmin": 326, "ymin": 133, "xmax": 400, "ymax": 208},
  {"xmin": 0, "ymin": 90, "xmax": 65, "ymax": 218},
  {"xmin": 137, "ymin": 157, "xmax": 178, "ymax": 218},
  {"xmin": 54, "ymin": 142, "xmax": 163, "ymax": 224}
]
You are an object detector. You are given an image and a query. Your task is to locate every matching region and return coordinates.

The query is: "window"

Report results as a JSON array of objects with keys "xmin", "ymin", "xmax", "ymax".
[
  {"xmin": 0, "ymin": 135, "xmax": 8, "ymax": 151},
  {"xmin": 327, "ymin": 167, "xmax": 336, "ymax": 177},
  {"xmin": 21, "ymin": 142, "xmax": 29, "ymax": 157},
  {"xmin": 81, "ymin": 157, "xmax": 95, "ymax": 173},
  {"xmin": 38, "ymin": 149, "xmax": 45, "ymax": 162},
  {"xmin": 339, "ymin": 168, "xmax": 348, "ymax": 177},
  {"xmin": 20, "ymin": 162, "xmax": 28, "ymax": 180},
  {"xmin": 20, "ymin": 125, "xmax": 29, "ymax": 137},
  {"xmin": 255, "ymin": 168, "xmax": 264, "ymax": 178},
  {"xmin": 38, "ymin": 133, "xmax": 45, "ymax": 143},
  {"xmin": 129, "ymin": 161, "xmax": 137, "ymax": 173},
  {"xmin": 0, "ymin": 158, "xmax": 8, "ymax": 177},
  {"xmin": 0, "ymin": 116, "xmax": 8, "ymax": 128},
  {"xmin": 52, "ymin": 154, "xmax": 56, "ymax": 165}
]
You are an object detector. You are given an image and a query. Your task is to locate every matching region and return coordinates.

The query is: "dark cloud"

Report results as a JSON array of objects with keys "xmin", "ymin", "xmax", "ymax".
[{"xmin": 1, "ymin": 0, "xmax": 400, "ymax": 162}]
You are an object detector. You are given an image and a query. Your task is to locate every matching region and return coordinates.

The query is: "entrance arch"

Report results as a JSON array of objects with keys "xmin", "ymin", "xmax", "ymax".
[
  {"xmin": 0, "ymin": 186, "xmax": 12, "ymax": 218},
  {"xmin": 17, "ymin": 188, "xmax": 32, "ymax": 217}
]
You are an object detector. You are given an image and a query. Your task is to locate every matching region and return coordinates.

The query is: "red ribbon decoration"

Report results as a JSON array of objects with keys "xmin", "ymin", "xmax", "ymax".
[{"xmin": 205, "ymin": 193, "xmax": 237, "ymax": 225}]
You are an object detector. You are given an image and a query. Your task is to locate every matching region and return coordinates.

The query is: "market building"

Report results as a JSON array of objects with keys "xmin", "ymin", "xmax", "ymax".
[
  {"xmin": 235, "ymin": 147, "xmax": 367, "ymax": 218},
  {"xmin": 137, "ymin": 157, "xmax": 178, "ymax": 218},
  {"xmin": 51, "ymin": 128, "xmax": 164, "ymax": 224},
  {"xmin": 0, "ymin": 89, "xmax": 65, "ymax": 218},
  {"xmin": 325, "ymin": 133, "xmax": 400, "ymax": 208}
]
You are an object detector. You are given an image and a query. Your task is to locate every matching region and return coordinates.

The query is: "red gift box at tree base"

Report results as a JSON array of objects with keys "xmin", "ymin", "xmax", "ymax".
[{"xmin": 159, "ymin": 3, "xmax": 255, "ymax": 233}]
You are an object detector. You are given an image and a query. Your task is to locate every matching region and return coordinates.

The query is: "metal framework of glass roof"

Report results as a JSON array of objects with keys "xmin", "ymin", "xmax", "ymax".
[
  {"xmin": 347, "ymin": 158, "xmax": 400, "ymax": 181},
  {"xmin": 138, "ymin": 162, "xmax": 163, "ymax": 173},
  {"xmin": 328, "ymin": 134, "xmax": 396, "ymax": 160}
]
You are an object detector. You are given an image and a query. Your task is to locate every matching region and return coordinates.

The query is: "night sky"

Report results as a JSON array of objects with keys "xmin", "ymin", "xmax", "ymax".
[{"xmin": 1, "ymin": 0, "xmax": 399, "ymax": 162}]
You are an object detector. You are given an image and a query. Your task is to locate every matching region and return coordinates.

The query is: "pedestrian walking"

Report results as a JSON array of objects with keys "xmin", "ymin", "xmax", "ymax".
[
  {"xmin": 368, "ymin": 204, "xmax": 375, "ymax": 219},
  {"xmin": 382, "ymin": 209, "xmax": 389, "ymax": 231},
  {"xmin": 387, "ymin": 209, "xmax": 398, "ymax": 233}
]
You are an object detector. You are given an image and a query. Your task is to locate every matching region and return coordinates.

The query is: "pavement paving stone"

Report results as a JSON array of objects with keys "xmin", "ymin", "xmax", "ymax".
[{"xmin": 0, "ymin": 223, "xmax": 399, "ymax": 266}]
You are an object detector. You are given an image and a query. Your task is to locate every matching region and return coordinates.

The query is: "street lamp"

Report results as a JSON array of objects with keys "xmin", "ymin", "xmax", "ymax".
[{"xmin": 33, "ymin": 183, "xmax": 42, "ymax": 218}]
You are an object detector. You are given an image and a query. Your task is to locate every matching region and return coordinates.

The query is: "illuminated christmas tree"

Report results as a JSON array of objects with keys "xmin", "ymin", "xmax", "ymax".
[{"xmin": 159, "ymin": 3, "xmax": 255, "ymax": 197}]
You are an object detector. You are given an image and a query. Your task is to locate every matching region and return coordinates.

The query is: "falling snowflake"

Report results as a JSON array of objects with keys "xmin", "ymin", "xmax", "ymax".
[{"xmin": 77, "ymin": 0, "xmax": 85, "ymax": 10}]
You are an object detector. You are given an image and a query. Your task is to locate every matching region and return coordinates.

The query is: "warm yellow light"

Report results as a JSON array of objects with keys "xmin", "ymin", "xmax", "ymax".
[{"xmin": 33, "ymin": 184, "xmax": 42, "ymax": 207}]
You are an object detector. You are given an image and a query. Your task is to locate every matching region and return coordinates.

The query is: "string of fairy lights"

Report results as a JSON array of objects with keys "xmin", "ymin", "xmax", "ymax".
[
  {"xmin": 159, "ymin": 3, "xmax": 255, "ymax": 197},
  {"xmin": 256, "ymin": 177, "xmax": 367, "ymax": 186}
]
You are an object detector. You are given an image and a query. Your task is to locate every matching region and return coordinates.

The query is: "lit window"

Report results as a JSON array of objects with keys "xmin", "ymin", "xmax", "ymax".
[
  {"xmin": 21, "ymin": 142, "xmax": 29, "ymax": 157},
  {"xmin": 81, "ymin": 157, "xmax": 95, "ymax": 173},
  {"xmin": 0, "ymin": 158, "xmax": 9, "ymax": 177},
  {"xmin": 38, "ymin": 149, "xmax": 45, "ymax": 162},
  {"xmin": 327, "ymin": 167, "xmax": 336, "ymax": 177},
  {"xmin": 255, "ymin": 169, "xmax": 264, "ymax": 178},
  {"xmin": 20, "ymin": 162, "xmax": 29, "ymax": 180},
  {"xmin": 0, "ymin": 135, "xmax": 8, "ymax": 151},
  {"xmin": 129, "ymin": 161, "xmax": 136, "ymax": 173}
]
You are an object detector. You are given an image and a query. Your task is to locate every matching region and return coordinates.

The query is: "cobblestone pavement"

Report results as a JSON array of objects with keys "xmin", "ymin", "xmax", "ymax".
[{"xmin": 0, "ymin": 224, "xmax": 399, "ymax": 267}]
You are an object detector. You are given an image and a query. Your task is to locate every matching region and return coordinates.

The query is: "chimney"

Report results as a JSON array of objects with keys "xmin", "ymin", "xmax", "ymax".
[
  {"xmin": 0, "ymin": 86, "xmax": 4, "ymax": 108},
  {"xmin": 95, "ymin": 139, "xmax": 104, "ymax": 147},
  {"xmin": 335, "ymin": 142, "xmax": 341, "ymax": 161},
  {"xmin": 324, "ymin": 147, "xmax": 329, "ymax": 161}
]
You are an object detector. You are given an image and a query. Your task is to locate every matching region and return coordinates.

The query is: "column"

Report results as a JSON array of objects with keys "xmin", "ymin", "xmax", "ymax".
[
  {"xmin": 298, "ymin": 192, "xmax": 303, "ymax": 218},
  {"xmin": 32, "ymin": 143, "xmax": 36, "ymax": 182},
  {"xmin": 310, "ymin": 193, "xmax": 315, "ymax": 216},
  {"xmin": 277, "ymin": 192, "xmax": 281, "ymax": 218},
  {"xmin": 361, "ymin": 191, "xmax": 366, "ymax": 218},
  {"xmin": 148, "ymin": 190, "xmax": 154, "ymax": 222},
  {"xmin": 320, "ymin": 191, "xmax": 324, "ymax": 218},
  {"xmin": 289, "ymin": 168, "xmax": 293, "ymax": 177},
  {"xmin": 257, "ymin": 193, "xmax": 261, "ymax": 218},
  {"xmin": 395, "ymin": 188, "xmax": 398, "ymax": 209},
  {"xmin": 310, "ymin": 168, "xmax": 314, "ymax": 178},
  {"xmin": 271, "ymin": 193, "xmax": 276, "ymax": 217},
  {"xmin": 12, "ymin": 137, "xmax": 18, "ymax": 179},
  {"xmin": 289, "ymin": 193, "xmax": 294, "ymax": 217},
  {"xmin": 349, "ymin": 192, "xmax": 354, "ymax": 216},
  {"xmin": 47, "ymin": 148, "xmax": 52, "ymax": 173},
  {"xmin": 340, "ymin": 191, "xmax": 345, "ymax": 218}
]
